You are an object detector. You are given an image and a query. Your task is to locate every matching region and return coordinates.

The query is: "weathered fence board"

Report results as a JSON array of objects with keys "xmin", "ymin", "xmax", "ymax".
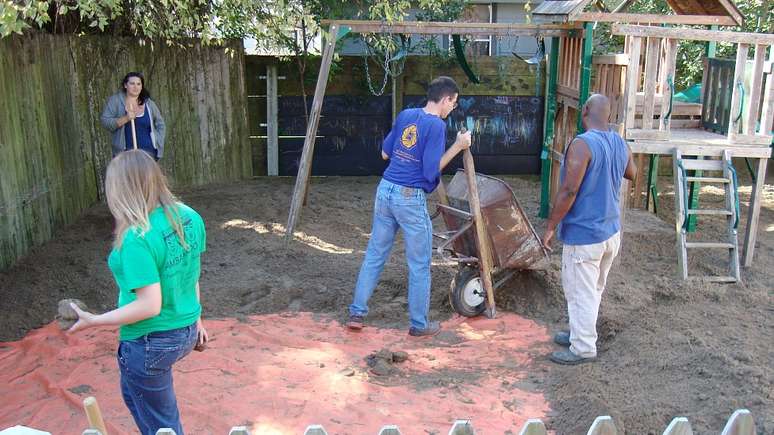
[{"xmin": 0, "ymin": 34, "xmax": 250, "ymax": 271}]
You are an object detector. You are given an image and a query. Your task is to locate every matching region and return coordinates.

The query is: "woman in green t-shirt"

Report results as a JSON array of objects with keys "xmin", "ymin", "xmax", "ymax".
[{"xmin": 68, "ymin": 149, "xmax": 208, "ymax": 435}]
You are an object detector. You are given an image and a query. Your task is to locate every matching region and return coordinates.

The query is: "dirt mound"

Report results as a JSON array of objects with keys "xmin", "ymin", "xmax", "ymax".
[{"xmin": 1, "ymin": 174, "xmax": 772, "ymax": 433}]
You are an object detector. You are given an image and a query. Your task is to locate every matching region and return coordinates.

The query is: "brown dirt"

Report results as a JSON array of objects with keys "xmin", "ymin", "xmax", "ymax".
[{"xmin": 0, "ymin": 173, "xmax": 771, "ymax": 434}]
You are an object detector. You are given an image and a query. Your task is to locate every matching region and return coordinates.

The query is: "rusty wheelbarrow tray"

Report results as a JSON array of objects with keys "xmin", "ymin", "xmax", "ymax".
[{"xmin": 433, "ymin": 168, "xmax": 549, "ymax": 318}]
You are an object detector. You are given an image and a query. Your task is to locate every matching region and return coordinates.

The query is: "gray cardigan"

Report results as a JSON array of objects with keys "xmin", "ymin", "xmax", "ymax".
[{"xmin": 100, "ymin": 92, "xmax": 166, "ymax": 158}]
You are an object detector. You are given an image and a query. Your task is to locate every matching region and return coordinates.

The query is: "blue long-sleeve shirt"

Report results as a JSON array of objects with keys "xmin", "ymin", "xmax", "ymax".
[{"xmin": 382, "ymin": 108, "xmax": 446, "ymax": 193}]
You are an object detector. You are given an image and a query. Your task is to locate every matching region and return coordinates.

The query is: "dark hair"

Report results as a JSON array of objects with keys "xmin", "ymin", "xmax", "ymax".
[
  {"xmin": 427, "ymin": 76, "xmax": 459, "ymax": 103},
  {"xmin": 121, "ymin": 72, "xmax": 151, "ymax": 105}
]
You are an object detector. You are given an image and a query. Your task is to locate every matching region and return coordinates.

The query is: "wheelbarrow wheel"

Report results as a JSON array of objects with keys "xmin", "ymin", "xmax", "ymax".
[{"xmin": 449, "ymin": 266, "xmax": 487, "ymax": 317}]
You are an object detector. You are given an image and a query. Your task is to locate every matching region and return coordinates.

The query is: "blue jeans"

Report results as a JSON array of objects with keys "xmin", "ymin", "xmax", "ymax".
[
  {"xmin": 118, "ymin": 323, "xmax": 198, "ymax": 435},
  {"xmin": 350, "ymin": 179, "xmax": 433, "ymax": 329}
]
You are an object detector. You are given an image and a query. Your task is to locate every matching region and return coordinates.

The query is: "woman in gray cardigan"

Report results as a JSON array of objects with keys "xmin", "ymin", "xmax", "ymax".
[{"xmin": 101, "ymin": 72, "xmax": 166, "ymax": 160}]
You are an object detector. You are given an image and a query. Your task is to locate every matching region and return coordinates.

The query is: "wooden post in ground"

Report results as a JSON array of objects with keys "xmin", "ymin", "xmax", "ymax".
[
  {"xmin": 539, "ymin": 36, "xmax": 560, "ymax": 218},
  {"xmin": 285, "ymin": 24, "xmax": 339, "ymax": 241},
  {"xmin": 576, "ymin": 22, "xmax": 594, "ymax": 133},
  {"xmin": 83, "ymin": 396, "xmax": 108, "ymax": 435},
  {"xmin": 462, "ymin": 149, "xmax": 497, "ymax": 318},
  {"xmin": 266, "ymin": 64, "xmax": 279, "ymax": 176},
  {"xmin": 742, "ymin": 157, "xmax": 768, "ymax": 267}
]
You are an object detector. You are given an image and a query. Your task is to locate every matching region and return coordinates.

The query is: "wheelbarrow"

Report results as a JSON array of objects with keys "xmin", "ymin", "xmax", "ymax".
[{"xmin": 433, "ymin": 149, "xmax": 549, "ymax": 319}]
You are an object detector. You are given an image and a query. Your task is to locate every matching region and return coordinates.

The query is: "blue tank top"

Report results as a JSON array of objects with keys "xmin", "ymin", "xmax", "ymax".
[
  {"xmin": 124, "ymin": 107, "xmax": 156, "ymax": 159},
  {"xmin": 558, "ymin": 129, "xmax": 629, "ymax": 245}
]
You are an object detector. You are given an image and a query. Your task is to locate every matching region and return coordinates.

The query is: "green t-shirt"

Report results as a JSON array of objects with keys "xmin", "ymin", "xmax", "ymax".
[{"xmin": 108, "ymin": 203, "xmax": 206, "ymax": 340}]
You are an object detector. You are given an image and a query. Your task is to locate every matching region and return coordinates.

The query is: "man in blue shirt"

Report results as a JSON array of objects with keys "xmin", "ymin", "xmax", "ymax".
[
  {"xmin": 542, "ymin": 94, "xmax": 637, "ymax": 364},
  {"xmin": 347, "ymin": 76, "xmax": 472, "ymax": 337}
]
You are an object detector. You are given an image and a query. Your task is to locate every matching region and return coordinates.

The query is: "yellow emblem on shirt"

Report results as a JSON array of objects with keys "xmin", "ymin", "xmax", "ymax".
[{"xmin": 401, "ymin": 124, "xmax": 418, "ymax": 149}]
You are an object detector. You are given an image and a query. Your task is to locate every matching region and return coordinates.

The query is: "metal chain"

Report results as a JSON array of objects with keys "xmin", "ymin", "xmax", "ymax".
[{"xmin": 362, "ymin": 36, "xmax": 407, "ymax": 97}]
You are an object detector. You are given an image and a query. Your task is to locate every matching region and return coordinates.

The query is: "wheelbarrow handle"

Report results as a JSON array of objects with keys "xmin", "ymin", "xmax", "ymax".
[{"xmin": 436, "ymin": 220, "xmax": 478, "ymax": 264}]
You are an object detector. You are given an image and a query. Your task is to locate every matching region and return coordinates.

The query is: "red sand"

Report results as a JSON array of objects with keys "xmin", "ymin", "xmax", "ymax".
[{"xmin": 0, "ymin": 313, "xmax": 552, "ymax": 434}]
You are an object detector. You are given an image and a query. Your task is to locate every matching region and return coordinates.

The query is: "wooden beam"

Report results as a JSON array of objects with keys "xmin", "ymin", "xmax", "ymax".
[
  {"xmin": 745, "ymin": 45, "xmax": 767, "ymax": 135},
  {"xmin": 285, "ymin": 24, "xmax": 339, "ymax": 241},
  {"xmin": 320, "ymin": 20, "xmax": 580, "ymax": 36},
  {"xmin": 577, "ymin": 12, "xmax": 736, "ymax": 26},
  {"xmin": 624, "ymin": 36, "xmax": 643, "ymax": 130},
  {"xmin": 728, "ymin": 44, "xmax": 749, "ymax": 140},
  {"xmin": 577, "ymin": 22, "xmax": 594, "ymax": 132},
  {"xmin": 593, "ymin": 54, "xmax": 629, "ymax": 65},
  {"xmin": 628, "ymin": 142, "xmax": 772, "ymax": 158},
  {"xmin": 760, "ymin": 48, "xmax": 774, "ymax": 137},
  {"xmin": 660, "ymin": 39, "xmax": 678, "ymax": 132},
  {"xmin": 743, "ymin": 158, "xmax": 768, "ymax": 267},
  {"xmin": 626, "ymin": 129, "xmax": 669, "ymax": 140},
  {"xmin": 462, "ymin": 149, "xmax": 497, "ymax": 318},
  {"xmin": 612, "ymin": 25, "xmax": 774, "ymax": 45},
  {"xmin": 266, "ymin": 64, "xmax": 279, "ymax": 176},
  {"xmin": 540, "ymin": 36, "xmax": 561, "ymax": 218},
  {"xmin": 641, "ymin": 37, "xmax": 661, "ymax": 131}
]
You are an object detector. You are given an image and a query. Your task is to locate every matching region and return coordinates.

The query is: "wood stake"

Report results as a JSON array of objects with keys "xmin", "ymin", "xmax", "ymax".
[
  {"xmin": 462, "ymin": 149, "xmax": 497, "ymax": 318},
  {"xmin": 83, "ymin": 396, "xmax": 108, "ymax": 435},
  {"xmin": 285, "ymin": 24, "xmax": 339, "ymax": 241}
]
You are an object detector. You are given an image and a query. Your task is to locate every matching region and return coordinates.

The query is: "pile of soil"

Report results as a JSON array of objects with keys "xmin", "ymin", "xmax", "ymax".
[{"xmin": 0, "ymin": 173, "xmax": 771, "ymax": 433}]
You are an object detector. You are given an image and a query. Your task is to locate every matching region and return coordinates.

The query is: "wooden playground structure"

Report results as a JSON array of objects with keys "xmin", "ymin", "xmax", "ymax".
[
  {"xmin": 284, "ymin": 0, "xmax": 773, "ymax": 302},
  {"xmin": 532, "ymin": 0, "xmax": 773, "ymax": 281}
]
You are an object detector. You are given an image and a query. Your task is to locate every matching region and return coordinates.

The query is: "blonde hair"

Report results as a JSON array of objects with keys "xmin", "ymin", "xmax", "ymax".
[{"xmin": 105, "ymin": 150, "xmax": 187, "ymax": 250}]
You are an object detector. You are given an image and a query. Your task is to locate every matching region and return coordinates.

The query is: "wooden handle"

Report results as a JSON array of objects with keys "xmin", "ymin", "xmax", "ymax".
[
  {"xmin": 461, "ymin": 148, "xmax": 497, "ymax": 318},
  {"xmin": 436, "ymin": 178, "xmax": 449, "ymax": 207},
  {"xmin": 83, "ymin": 396, "xmax": 108, "ymax": 435}
]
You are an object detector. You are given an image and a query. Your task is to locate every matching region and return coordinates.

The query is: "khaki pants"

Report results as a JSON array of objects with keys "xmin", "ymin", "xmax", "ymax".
[{"xmin": 561, "ymin": 232, "xmax": 621, "ymax": 358}]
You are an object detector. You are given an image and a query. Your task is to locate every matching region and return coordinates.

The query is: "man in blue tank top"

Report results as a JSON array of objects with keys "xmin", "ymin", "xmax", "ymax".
[
  {"xmin": 347, "ymin": 76, "xmax": 472, "ymax": 337},
  {"xmin": 542, "ymin": 94, "xmax": 637, "ymax": 364}
]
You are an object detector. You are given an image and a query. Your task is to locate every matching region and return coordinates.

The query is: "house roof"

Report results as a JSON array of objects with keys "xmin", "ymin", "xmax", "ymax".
[{"xmin": 532, "ymin": 0, "xmax": 742, "ymax": 26}]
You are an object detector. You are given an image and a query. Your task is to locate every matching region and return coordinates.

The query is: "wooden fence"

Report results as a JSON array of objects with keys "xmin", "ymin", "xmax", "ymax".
[
  {"xmin": 82, "ymin": 407, "xmax": 759, "ymax": 435},
  {"xmin": 78, "ymin": 396, "xmax": 758, "ymax": 434},
  {"xmin": 0, "ymin": 34, "xmax": 251, "ymax": 271}
]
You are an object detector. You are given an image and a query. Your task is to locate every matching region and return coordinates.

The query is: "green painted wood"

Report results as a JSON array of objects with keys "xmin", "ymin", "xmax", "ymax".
[
  {"xmin": 576, "ymin": 22, "xmax": 594, "ymax": 133},
  {"xmin": 0, "ymin": 34, "xmax": 250, "ymax": 271},
  {"xmin": 646, "ymin": 154, "xmax": 660, "ymax": 213},
  {"xmin": 540, "ymin": 36, "xmax": 560, "ymax": 218}
]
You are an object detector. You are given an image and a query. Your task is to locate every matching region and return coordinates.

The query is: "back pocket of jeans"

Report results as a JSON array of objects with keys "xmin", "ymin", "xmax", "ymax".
[{"xmin": 145, "ymin": 330, "xmax": 190, "ymax": 372}]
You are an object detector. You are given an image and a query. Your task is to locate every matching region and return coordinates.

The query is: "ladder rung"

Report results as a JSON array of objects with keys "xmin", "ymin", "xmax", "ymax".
[
  {"xmin": 685, "ymin": 176, "xmax": 730, "ymax": 183},
  {"xmin": 688, "ymin": 276, "xmax": 738, "ymax": 283},
  {"xmin": 687, "ymin": 209, "xmax": 733, "ymax": 216},
  {"xmin": 680, "ymin": 160, "xmax": 724, "ymax": 171},
  {"xmin": 685, "ymin": 242, "xmax": 735, "ymax": 249}
]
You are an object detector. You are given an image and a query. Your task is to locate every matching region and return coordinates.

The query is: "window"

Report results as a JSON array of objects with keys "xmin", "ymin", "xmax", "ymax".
[{"xmin": 450, "ymin": 4, "xmax": 493, "ymax": 56}]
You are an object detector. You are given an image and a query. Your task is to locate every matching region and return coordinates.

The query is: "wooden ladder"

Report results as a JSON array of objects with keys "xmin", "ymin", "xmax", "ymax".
[{"xmin": 673, "ymin": 149, "xmax": 741, "ymax": 282}]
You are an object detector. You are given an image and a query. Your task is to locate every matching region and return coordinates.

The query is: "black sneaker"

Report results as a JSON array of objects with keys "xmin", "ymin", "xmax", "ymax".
[
  {"xmin": 554, "ymin": 330, "xmax": 570, "ymax": 347},
  {"xmin": 549, "ymin": 349, "xmax": 596, "ymax": 365},
  {"xmin": 408, "ymin": 321, "xmax": 441, "ymax": 337},
  {"xmin": 346, "ymin": 315, "xmax": 364, "ymax": 330}
]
